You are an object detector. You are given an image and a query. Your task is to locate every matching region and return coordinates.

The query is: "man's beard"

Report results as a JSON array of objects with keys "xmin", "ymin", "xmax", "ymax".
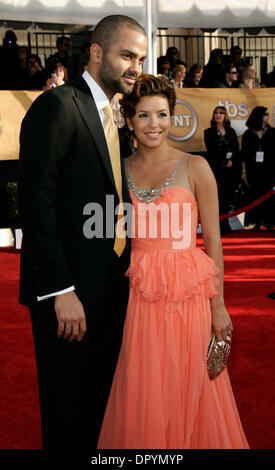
[{"xmin": 98, "ymin": 59, "xmax": 138, "ymax": 95}]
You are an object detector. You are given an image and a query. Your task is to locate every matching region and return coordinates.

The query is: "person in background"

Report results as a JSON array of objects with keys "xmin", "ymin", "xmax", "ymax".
[
  {"xmin": 157, "ymin": 55, "xmax": 171, "ymax": 79},
  {"xmin": 229, "ymin": 45, "xmax": 246, "ymax": 83},
  {"xmin": 171, "ymin": 63, "xmax": 187, "ymax": 88},
  {"xmin": 200, "ymin": 48, "xmax": 224, "ymax": 87},
  {"xmin": 2, "ymin": 29, "xmax": 18, "ymax": 51},
  {"xmin": 44, "ymin": 62, "xmax": 68, "ymax": 90},
  {"xmin": 165, "ymin": 46, "xmax": 182, "ymax": 70},
  {"xmin": 216, "ymin": 64, "xmax": 239, "ymax": 88},
  {"xmin": 45, "ymin": 36, "xmax": 72, "ymax": 78},
  {"xmin": 185, "ymin": 63, "xmax": 203, "ymax": 87},
  {"xmin": 239, "ymin": 64, "xmax": 261, "ymax": 88},
  {"xmin": 263, "ymin": 66, "xmax": 275, "ymax": 87},
  {"xmin": 27, "ymin": 54, "xmax": 46, "ymax": 90},
  {"xmin": 241, "ymin": 106, "xmax": 275, "ymax": 231},
  {"xmin": 204, "ymin": 106, "xmax": 240, "ymax": 235},
  {"xmin": 0, "ymin": 30, "xmax": 19, "ymax": 88},
  {"xmin": 15, "ymin": 46, "xmax": 30, "ymax": 89},
  {"xmin": 229, "ymin": 45, "xmax": 243, "ymax": 65}
]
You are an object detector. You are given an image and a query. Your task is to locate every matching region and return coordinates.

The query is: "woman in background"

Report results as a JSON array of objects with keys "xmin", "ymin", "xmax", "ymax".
[
  {"xmin": 171, "ymin": 63, "xmax": 187, "ymax": 88},
  {"xmin": 200, "ymin": 48, "xmax": 223, "ymax": 87},
  {"xmin": 44, "ymin": 62, "xmax": 68, "ymax": 90},
  {"xmin": 27, "ymin": 54, "xmax": 46, "ymax": 89},
  {"xmin": 239, "ymin": 64, "xmax": 261, "ymax": 88},
  {"xmin": 241, "ymin": 106, "xmax": 275, "ymax": 230},
  {"xmin": 157, "ymin": 55, "xmax": 171, "ymax": 79},
  {"xmin": 204, "ymin": 106, "xmax": 240, "ymax": 235},
  {"xmin": 185, "ymin": 63, "xmax": 203, "ymax": 87},
  {"xmin": 15, "ymin": 45, "xmax": 30, "ymax": 89},
  {"xmin": 165, "ymin": 46, "xmax": 181, "ymax": 70}
]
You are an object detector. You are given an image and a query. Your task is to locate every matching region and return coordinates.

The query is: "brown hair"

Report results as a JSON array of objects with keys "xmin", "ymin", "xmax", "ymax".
[
  {"xmin": 53, "ymin": 62, "xmax": 68, "ymax": 82},
  {"xmin": 120, "ymin": 74, "xmax": 176, "ymax": 120},
  {"xmin": 210, "ymin": 106, "xmax": 231, "ymax": 129},
  {"xmin": 188, "ymin": 63, "xmax": 203, "ymax": 79}
]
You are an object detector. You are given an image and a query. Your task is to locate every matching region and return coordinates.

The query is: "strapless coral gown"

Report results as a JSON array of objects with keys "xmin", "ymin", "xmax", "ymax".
[{"xmin": 97, "ymin": 186, "xmax": 249, "ymax": 449}]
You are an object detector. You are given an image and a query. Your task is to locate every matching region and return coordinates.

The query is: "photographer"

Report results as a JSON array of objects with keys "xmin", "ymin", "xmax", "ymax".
[{"xmin": 44, "ymin": 62, "xmax": 68, "ymax": 90}]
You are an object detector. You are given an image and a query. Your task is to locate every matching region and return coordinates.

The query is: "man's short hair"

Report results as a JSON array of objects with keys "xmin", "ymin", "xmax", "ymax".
[
  {"xmin": 91, "ymin": 15, "xmax": 146, "ymax": 53},
  {"xmin": 230, "ymin": 46, "xmax": 242, "ymax": 55},
  {"xmin": 56, "ymin": 36, "xmax": 70, "ymax": 48}
]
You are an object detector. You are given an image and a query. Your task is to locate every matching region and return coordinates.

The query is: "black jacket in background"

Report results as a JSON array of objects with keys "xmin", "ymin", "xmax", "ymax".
[
  {"xmin": 204, "ymin": 125, "xmax": 240, "ymax": 177},
  {"xmin": 241, "ymin": 125, "xmax": 275, "ymax": 190}
]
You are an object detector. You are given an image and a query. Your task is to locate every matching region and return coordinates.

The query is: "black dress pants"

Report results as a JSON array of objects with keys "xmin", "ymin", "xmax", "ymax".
[{"xmin": 29, "ymin": 252, "xmax": 129, "ymax": 449}]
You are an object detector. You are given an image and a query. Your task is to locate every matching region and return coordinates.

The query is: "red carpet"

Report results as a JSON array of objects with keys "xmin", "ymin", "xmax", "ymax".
[{"xmin": 0, "ymin": 230, "xmax": 274, "ymax": 449}]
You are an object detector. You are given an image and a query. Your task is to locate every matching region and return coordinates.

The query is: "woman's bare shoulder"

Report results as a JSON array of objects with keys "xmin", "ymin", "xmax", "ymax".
[
  {"xmin": 188, "ymin": 153, "xmax": 209, "ymax": 166},
  {"xmin": 188, "ymin": 153, "xmax": 212, "ymax": 173},
  {"xmin": 187, "ymin": 154, "xmax": 215, "ymax": 189}
]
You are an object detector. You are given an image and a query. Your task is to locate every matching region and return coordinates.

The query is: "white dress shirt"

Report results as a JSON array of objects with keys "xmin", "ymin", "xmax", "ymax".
[{"xmin": 38, "ymin": 71, "xmax": 111, "ymax": 301}]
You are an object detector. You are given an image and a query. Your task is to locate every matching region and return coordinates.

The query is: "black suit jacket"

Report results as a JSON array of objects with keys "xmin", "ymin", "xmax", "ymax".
[
  {"xmin": 204, "ymin": 126, "xmax": 240, "ymax": 176},
  {"xmin": 18, "ymin": 77, "xmax": 131, "ymax": 322}
]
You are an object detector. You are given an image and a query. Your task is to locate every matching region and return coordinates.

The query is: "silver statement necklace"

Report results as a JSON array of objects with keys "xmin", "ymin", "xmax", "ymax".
[{"xmin": 126, "ymin": 159, "xmax": 181, "ymax": 204}]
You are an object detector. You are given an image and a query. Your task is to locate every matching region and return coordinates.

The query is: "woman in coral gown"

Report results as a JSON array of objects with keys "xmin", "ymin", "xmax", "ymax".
[{"xmin": 97, "ymin": 75, "xmax": 249, "ymax": 449}]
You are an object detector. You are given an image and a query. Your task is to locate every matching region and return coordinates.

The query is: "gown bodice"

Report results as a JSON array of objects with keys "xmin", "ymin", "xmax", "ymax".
[
  {"xmin": 129, "ymin": 185, "xmax": 198, "ymax": 252},
  {"xmin": 125, "ymin": 181, "xmax": 220, "ymax": 307}
]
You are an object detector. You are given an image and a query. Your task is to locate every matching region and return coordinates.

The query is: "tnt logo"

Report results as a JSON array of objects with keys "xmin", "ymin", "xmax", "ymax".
[{"xmin": 168, "ymin": 99, "xmax": 198, "ymax": 142}]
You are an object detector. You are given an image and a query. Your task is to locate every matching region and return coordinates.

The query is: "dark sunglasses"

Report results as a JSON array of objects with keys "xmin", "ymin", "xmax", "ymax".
[{"xmin": 231, "ymin": 70, "xmax": 238, "ymax": 74}]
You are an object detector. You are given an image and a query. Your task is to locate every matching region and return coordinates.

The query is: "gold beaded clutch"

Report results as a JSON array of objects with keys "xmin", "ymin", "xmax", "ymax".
[{"xmin": 207, "ymin": 330, "xmax": 231, "ymax": 380}]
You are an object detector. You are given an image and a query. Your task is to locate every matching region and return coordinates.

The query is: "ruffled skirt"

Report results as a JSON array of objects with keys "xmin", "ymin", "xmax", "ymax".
[{"xmin": 97, "ymin": 247, "xmax": 249, "ymax": 449}]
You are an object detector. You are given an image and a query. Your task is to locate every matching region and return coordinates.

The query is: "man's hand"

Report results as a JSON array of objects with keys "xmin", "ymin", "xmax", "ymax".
[{"xmin": 54, "ymin": 291, "xmax": 87, "ymax": 342}]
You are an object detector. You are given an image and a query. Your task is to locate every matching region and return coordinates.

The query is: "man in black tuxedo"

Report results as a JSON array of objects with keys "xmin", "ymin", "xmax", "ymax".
[{"xmin": 18, "ymin": 15, "xmax": 147, "ymax": 449}]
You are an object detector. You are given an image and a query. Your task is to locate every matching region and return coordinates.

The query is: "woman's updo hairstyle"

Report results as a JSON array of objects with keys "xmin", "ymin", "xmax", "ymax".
[{"xmin": 120, "ymin": 74, "xmax": 176, "ymax": 121}]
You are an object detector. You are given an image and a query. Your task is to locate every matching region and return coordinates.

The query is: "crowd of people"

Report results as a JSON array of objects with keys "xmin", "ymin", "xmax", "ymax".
[
  {"xmin": 1, "ymin": 30, "xmax": 273, "ymax": 91},
  {"xmin": 157, "ymin": 45, "xmax": 272, "ymax": 88},
  {"xmin": 0, "ymin": 30, "xmax": 90, "ymax": 90}
]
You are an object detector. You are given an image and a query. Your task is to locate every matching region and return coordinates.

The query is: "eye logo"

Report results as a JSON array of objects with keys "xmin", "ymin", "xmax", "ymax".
[{"xmin": 168, "ymin": 99, "xmax": 198, "ymax": 142}]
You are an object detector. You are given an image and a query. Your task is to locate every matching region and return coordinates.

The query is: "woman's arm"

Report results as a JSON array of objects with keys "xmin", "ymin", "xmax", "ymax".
[{"xmin": 189, "ymin": 155, "xmax": 233, "ymax": 341}]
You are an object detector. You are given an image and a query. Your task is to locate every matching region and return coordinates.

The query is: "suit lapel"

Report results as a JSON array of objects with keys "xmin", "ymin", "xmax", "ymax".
[{"xmin": 72, "ymin": 77, "xmax": 116, "ymax": 191}]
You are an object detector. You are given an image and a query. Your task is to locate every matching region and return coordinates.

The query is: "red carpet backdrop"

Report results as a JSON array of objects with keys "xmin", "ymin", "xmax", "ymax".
[{"xmin": 0, "ymin": 230, "xmax": 274, "ymax": 449}]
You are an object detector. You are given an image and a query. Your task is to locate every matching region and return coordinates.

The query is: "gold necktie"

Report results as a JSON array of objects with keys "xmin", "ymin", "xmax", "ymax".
[{"xmin": 103, "ymin": 103, "xmax": 126, "ymax": 256}]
